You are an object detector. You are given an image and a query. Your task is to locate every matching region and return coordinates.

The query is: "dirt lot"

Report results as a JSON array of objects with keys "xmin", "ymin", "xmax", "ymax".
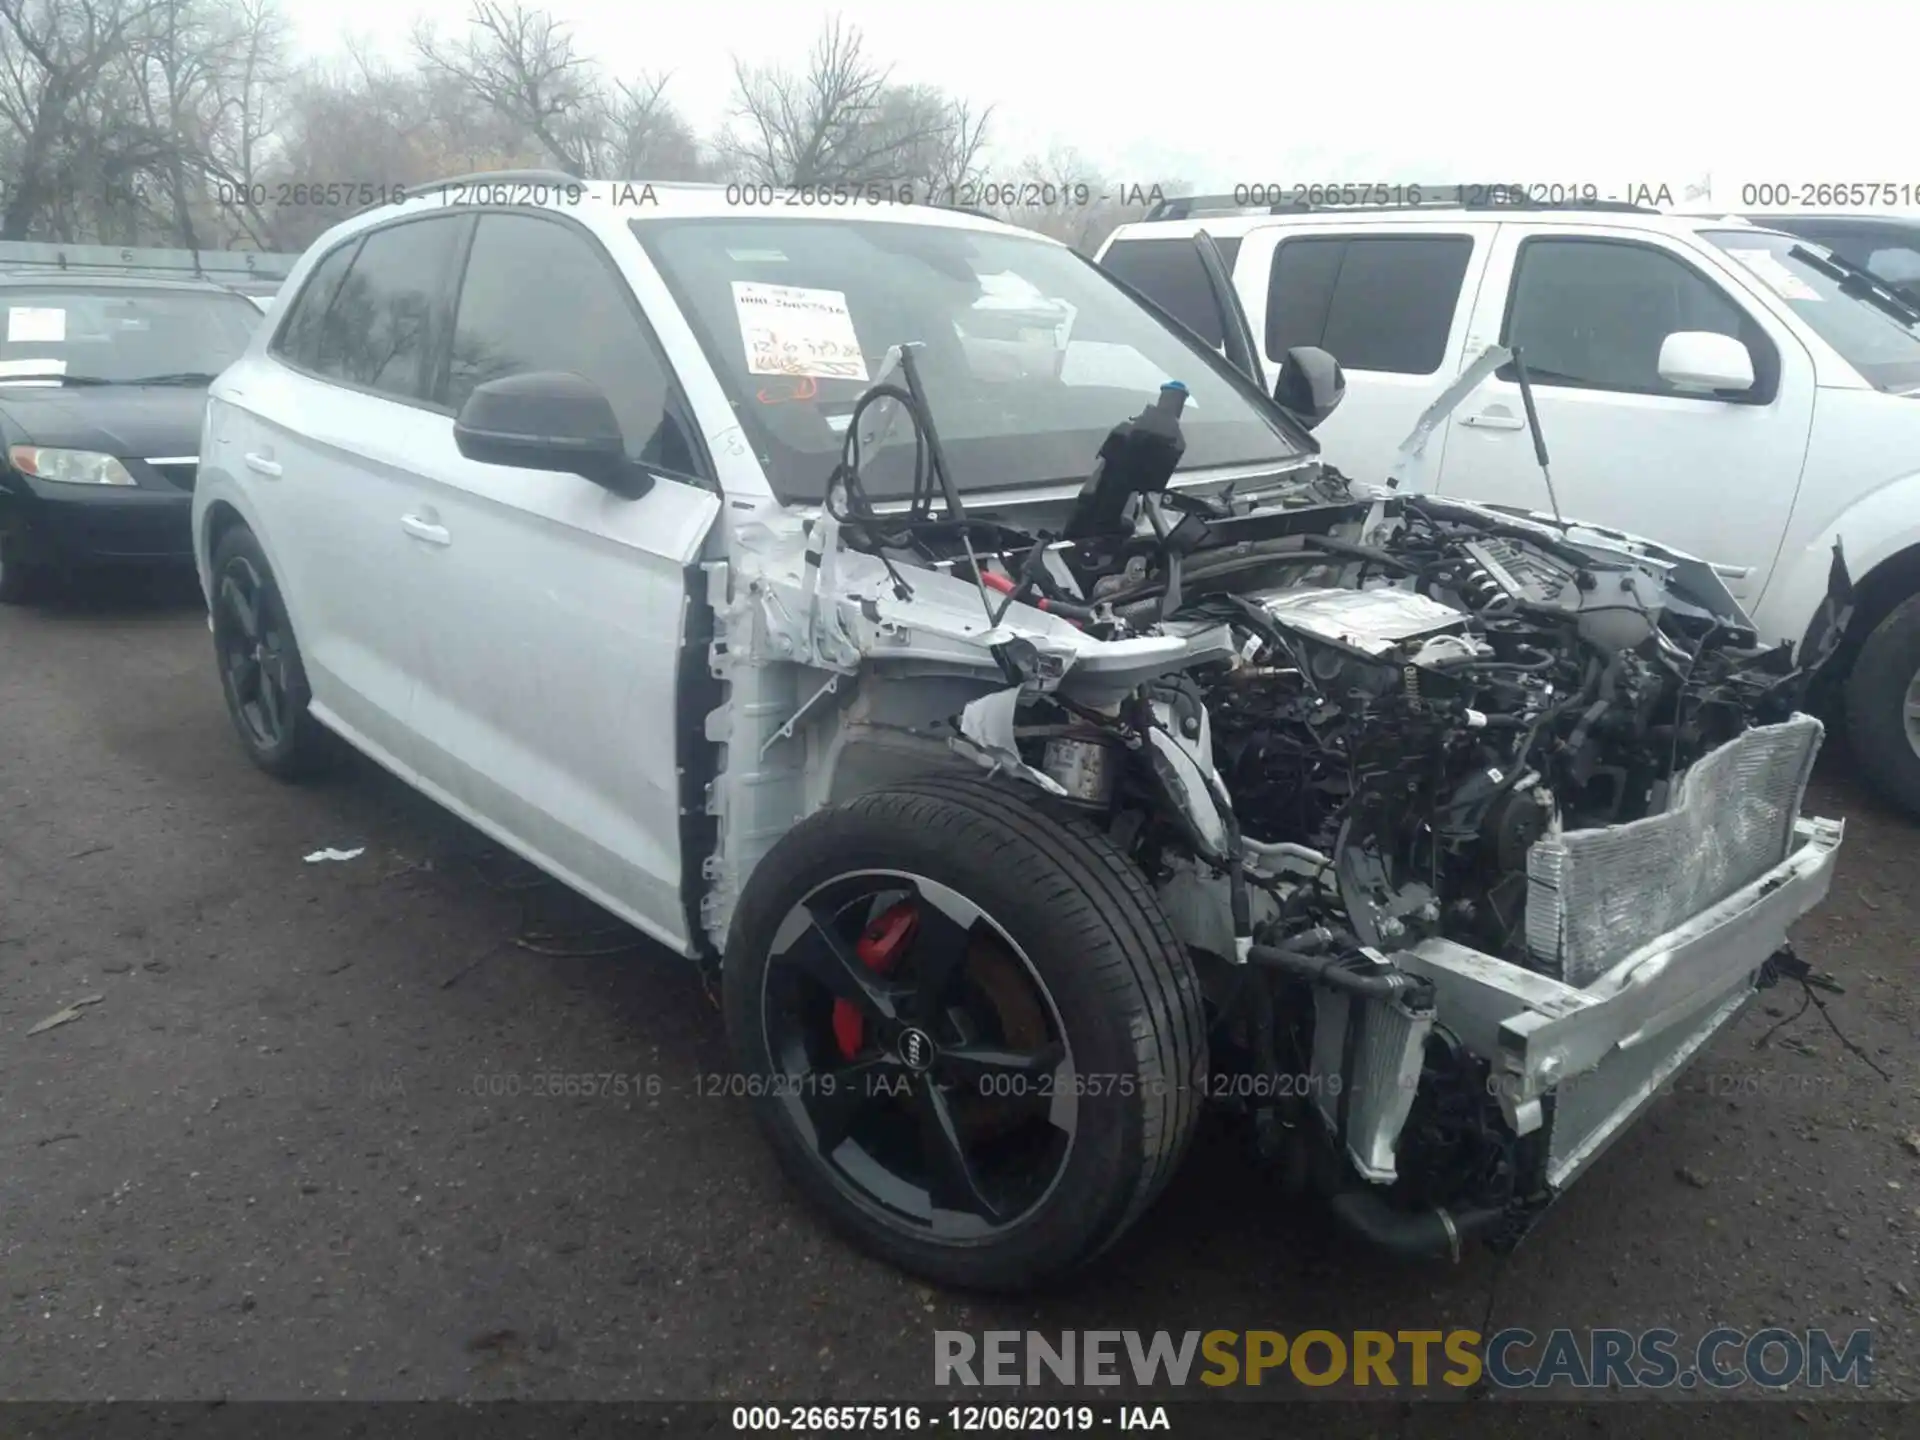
[{"xmin": 2, "ymin": 573, "xmax": 1917, "ymax": 1410}]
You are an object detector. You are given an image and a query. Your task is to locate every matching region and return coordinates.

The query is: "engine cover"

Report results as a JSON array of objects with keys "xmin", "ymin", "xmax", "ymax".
[{"xmin": 1251, "ymin": 585, "xmax": 1469, "ymax": 657}]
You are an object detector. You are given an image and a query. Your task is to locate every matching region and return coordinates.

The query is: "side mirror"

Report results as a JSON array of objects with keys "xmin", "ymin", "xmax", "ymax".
[
  {"xmin": 453, "ymin": 371, "xmax": 652, "ymax": 499},
  {"xmin": 1656, "ymin": 331, "xmax": 1755, "ymax": 394},
  {"xmin": 1272, "ymin": 345, "xmax": 1346, "ymax": 430}
]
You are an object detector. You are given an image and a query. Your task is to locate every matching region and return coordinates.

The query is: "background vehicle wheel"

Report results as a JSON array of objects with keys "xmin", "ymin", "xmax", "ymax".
[
  {"xmin": 723, "ymin": 773, "xmax": 1206, "ymax": 1291},
  {"xmin": 210, "ymin": 525, "xmax": 329, "ymax": 779},
  {"xmin": 1844, "ymin": 592, "xmax": 1920, "ymax": 820}
]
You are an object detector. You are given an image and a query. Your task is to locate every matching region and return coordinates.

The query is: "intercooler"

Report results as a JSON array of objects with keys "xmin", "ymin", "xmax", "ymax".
[{"xmin": 1524, "ymin": 715, "xmax": 1825, "ymax": 986}]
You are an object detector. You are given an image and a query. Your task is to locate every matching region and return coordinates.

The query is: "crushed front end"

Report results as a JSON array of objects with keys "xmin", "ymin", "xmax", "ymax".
[{"xmin": 707, "ymin": 355, "xmax": 1845, "ymax": 1261}]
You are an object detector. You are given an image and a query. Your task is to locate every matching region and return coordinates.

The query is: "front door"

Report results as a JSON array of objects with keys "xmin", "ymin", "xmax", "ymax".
[
  {"xmin": 1438, "ymin": 227, "xmax": 1814, "ymax": 600},
  {"xmin": 401, "ymin": 210, "xmax": 720, "ymax": 951}
]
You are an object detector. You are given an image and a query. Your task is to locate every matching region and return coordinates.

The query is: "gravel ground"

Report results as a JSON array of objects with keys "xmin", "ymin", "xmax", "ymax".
[{"xmin": 2, "ymin": 572, "xmax": 1916, "ymax": 1414}]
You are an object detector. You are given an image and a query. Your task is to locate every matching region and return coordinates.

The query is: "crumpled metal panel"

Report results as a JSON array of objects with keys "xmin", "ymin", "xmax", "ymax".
[{"xmin": 1525, "ymin": 715, "xmax": 1823, "ymax": 986}]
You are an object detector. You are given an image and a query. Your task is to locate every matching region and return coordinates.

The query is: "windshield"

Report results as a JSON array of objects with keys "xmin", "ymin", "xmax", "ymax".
[
  {"xmin": 0, "ymin": 286, "xmax": 260, "ymax": 386},
  {"xmin": 631, "ymin": 217, "xmax": 1309, "ymax": 502},
  {"xmin": 1703, "ymin": 230, "xmax": 1920, "ymax": 392}
]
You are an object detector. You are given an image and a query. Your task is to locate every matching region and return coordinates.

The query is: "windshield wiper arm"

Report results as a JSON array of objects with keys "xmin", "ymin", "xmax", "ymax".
[
  {"xmin": 123, "ymin": 371, "xmax": 222, "ymax": 386},
  {"xmin": 1788, "ymin": 244, "xmax": 1920, "ymax": 325}
]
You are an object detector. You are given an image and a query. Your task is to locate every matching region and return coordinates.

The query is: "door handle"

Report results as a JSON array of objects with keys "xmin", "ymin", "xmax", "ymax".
[
  {"xmin": 400, "ymin": 514, "xmax": 451, "ymax": 546},
  {"xmin": 1458, "ymin": 410, "xmax": 1526, "ymax": 431},
  {"xmin": 244, "ymin": 452, "xmax": 282, "ymax": 477}
]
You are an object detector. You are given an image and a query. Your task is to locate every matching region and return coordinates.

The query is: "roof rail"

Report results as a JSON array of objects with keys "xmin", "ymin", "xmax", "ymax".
[
  {"xmin": 0, "ymin": 239, "xmax": 299, "ymax": 280},
  {"xmin": 1144, "ymin": 185, "xmax": 1662, "ymax": 223}
]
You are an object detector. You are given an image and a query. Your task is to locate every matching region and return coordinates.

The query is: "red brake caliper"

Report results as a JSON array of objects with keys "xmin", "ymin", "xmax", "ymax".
[{"xmin": 831, "ymin": 899, "xmax": 921, "ymax": 1060}]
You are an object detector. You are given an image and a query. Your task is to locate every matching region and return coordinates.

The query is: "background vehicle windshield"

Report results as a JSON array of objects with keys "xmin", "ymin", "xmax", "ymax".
[
  {"xmin": 1704, "ymin": 230, "xmax": 1920, "ymax": 392},
  {"xmin": 633, "ymin": 217, "xmax": 1309, "ymax": 502},
  {"xmin": 0, "ymin": 286, "xmax": 260, "ymax": 384}
]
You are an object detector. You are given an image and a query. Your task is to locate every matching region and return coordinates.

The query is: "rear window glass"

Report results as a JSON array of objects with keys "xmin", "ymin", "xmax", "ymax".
[{"xmin": 1265, "ymin": 235, "xmax": 1472, "ymax": 374}]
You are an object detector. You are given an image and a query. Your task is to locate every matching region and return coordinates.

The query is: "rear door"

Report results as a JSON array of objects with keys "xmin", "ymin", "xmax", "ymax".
[
  {"xmin": 400, "ymin": 209, "xmax": 720, "ymax": 950},
  {"xmin": 1226, "ymin": 221, "xmax": 1498, "ymax": 484},
  {"xmin": 221, "ymin": 213, "xmax": 471, "ymax": 773},
  {"xmin": 1436, "ymin": 225, "xmax": 1815, "ymax": 598}
]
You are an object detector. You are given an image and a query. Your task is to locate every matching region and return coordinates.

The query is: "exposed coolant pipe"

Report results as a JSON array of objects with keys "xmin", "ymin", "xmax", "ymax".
[
  {"xmin": 1246, "ymin": 937, "xmax": 1434, "ymax": 1007},
  {"xmin": 1324, "ymin": 1189, "xmax": 1508, "ymax": 1263}
]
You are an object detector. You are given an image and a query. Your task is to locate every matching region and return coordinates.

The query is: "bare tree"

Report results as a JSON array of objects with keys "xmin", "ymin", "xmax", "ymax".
[
  {"xmin": 996, "ymin": 147, "xmax": 1183, "ymax": 254},
  {"xmin": 195, "ymin": 0, "xmax": 288, "ymax": 247},
  {"xmin": 413, "ymin": 2, "xmax": 709, "ymax": 180},
  {"xmin": 606, "ymin": 71, "xmax": 709, "ymax": 180},
  {"xmin": 723, "ymin": 17, "xmax": 988, "ymax": 191},
  {"xmin": 412, "ymin": 1, "xmax": 601, "ymax": 175},
  {"xmin": 260, "ymin": 39, "xmax": 534, "ymax": 248},
  {"xmin": 124, "ymin": 0, "xmax": 239, "ymax": 246},
  {"xmin": 0, "ymin": 0, "xmax": 158, "ymax": 239}
]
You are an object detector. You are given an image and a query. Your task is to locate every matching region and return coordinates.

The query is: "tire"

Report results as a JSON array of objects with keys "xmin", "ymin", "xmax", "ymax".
[
  {"xmin": 723, "ymin": 773, "xmax": 1207, "ymax": 1291},
  {"xmin": 209, "ymin": 524, "xmax": 330, "ymax": 779},
  {"xmin": 1844, "ymin": 592, "xmax": 1920, "ymax": 819}
]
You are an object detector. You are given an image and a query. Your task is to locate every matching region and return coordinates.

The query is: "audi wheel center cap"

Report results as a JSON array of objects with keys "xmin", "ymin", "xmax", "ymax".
[{"xmin": 898, "ymin": 1027, "xmax": 936, "ymax": 1072}]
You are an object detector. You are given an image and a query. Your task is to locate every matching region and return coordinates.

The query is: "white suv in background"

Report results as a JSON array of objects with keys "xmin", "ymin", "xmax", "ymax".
[{"xmin": 1099, "ymin": 195, "xmax": 1920, "ymax": 816}]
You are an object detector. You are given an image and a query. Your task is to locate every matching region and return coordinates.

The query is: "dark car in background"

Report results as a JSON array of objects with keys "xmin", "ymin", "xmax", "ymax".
[
  {"xmin": 0, "ymin": 273, "xmax": 261, "ymax": 602},
  {"xmin": 1751, "ymin": 214, "xmax": 1920, "ymax": 310}
]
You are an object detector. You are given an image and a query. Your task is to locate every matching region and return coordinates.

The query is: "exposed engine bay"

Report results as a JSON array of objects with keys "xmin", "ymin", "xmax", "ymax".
[{"xmin": 710, "ymin": 342, "xmax": 1845, "ymax": 1258}]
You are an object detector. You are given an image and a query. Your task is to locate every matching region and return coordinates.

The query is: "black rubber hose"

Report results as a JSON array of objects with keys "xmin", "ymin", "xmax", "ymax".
[
  {"xmin": 1324, "ymin": 1189, "xmax": 1508, "ymax": 1262},
  {"xmin": 1297, "ymin": 534, "xmax": 1421, "ymax": 575},
  {"xmin": 1247, "ymin": 940, "xmax": 1434, "ymax": 1007}
]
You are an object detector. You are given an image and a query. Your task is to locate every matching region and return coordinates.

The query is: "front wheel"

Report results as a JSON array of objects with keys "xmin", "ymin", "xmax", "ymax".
[
  {"xmin": 1843, "ymin": 592, "xmax": 1920, "ymax": 820},
  {"xmin": 723, "ymin": 774, "xmax": 1207, "ymax": 1291}
]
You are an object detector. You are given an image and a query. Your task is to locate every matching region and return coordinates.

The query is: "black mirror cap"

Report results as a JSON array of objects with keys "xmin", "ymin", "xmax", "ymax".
[
  {"xmin": 1272, "ymin": 346, "xmax": 1346, "ymax": 431},
  {"xmin": 452, "ymin": 370, "xmax": 651, "ymax": 498}
]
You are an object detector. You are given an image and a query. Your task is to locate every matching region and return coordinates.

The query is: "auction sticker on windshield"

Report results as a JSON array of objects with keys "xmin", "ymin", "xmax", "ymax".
[
  {"xmin": 1725, "ymin": 249, "xmax": 1823, "ymax": 303},
  {"xmin": 731, "ymin": 281, "xmax": 869, "ymax": 381},
  {"xmin": 6, "ymin": 306, "xmax": 65, "ymax": 342}
]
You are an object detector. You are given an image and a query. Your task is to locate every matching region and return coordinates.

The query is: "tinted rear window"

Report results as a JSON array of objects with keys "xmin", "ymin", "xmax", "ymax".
[{"xmin": 1265, "ymin": 235, "xmax": 1472, "ymax": 374}]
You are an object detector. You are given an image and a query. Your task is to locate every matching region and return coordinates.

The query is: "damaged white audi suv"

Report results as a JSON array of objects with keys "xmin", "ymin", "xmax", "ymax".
[{"xmin": 191, "ymin": 174, "xmax": 1845, "ymax": 1290}]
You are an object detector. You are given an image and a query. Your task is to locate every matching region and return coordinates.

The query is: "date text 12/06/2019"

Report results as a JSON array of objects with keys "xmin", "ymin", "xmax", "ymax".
[
  {"xmin": 720, "ymin": 181, "xmax": 1169, "ymax": 211},
  {"xmin": 1227, "ymin": 181, "xmax": 1685, "ymax": 209}
]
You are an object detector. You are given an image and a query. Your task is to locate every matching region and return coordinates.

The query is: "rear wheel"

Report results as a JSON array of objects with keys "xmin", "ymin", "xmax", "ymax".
[
  {"xmin": 210, "ymin": 525, "xmax": 330, "ymax": 779},
  {"xmin": 723, "ymin": 774, "xmax": 1206, "ymax": 1291},
  {"xmin": 1843, "ymin": 592, "xmax": 1920, "ymax": 819}
]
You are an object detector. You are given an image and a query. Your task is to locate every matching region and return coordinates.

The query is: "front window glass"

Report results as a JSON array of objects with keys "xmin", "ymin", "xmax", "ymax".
[
  {"xmin": 1704, "ymin": 229, "xmax": 1920, "ymax": 392},
  {"xmin": 632, "ymin": 217, "xmax": 1308, "ymax": 502},
  {"xmin": 443, "ymin": 213, "xmax": 699, "ymax": 476}
]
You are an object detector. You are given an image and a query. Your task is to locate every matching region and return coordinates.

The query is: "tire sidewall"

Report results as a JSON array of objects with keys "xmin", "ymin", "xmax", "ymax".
[
  {"xmin": 210, "ymin": 526, "xmax": 319, "ymax": 774},
  {"xmin": 1845, "ymin": 594, "xmax": 1920, "ymax": 817},
  {"xmin": 723, "ymin": 789, "xmax": 1179, "ymax": 1288}
]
